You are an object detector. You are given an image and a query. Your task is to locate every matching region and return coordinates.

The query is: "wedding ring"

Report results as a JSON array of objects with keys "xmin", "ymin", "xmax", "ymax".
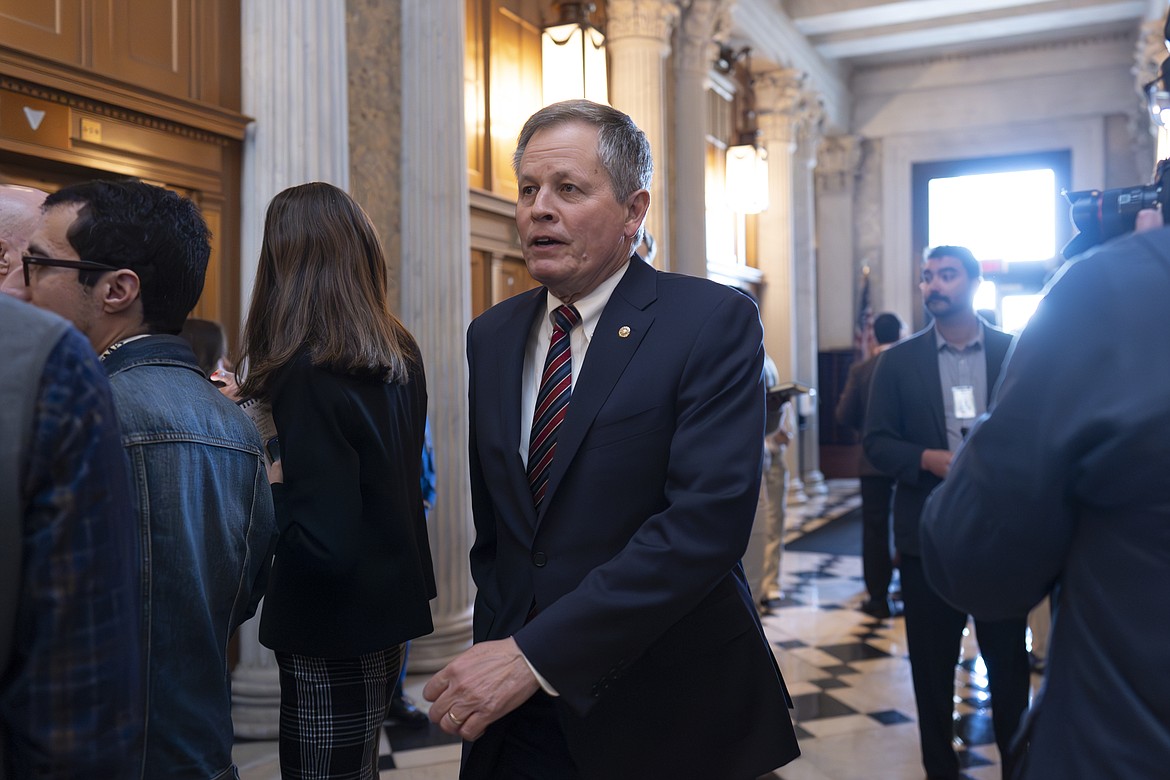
[{"xmin": 447, "ymin": 710, "xmax": 465, "ymax": 727}]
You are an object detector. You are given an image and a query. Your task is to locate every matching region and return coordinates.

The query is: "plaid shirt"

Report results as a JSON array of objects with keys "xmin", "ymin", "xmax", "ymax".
[{"xmin": 4, "ymin": 328, "xmax": 143, "ymax": 778}]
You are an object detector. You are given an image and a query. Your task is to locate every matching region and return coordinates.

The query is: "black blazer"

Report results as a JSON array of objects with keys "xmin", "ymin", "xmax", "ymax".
[
  {"xmin": 863, "ymin": 322, "xmax": 1012, "ymax": 556},
  {"xmin": 464, "ymin": 258, "xmax": 799, "ymax": 780},
  {"xmin": 260, "ymin": 347, "xmax": 436, "ymax": 657}
]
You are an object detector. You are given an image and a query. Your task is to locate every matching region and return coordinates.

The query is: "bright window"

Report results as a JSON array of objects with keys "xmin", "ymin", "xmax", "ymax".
[
  {"xmin": 928, "ymin": 169, "xmax": 1057, "ymax": 265},
  {"xmin": 915, "ymin": 152, "xmax": 1069, "ymax": 333},
  {"xmin": 1001, "ymin": 294, "xmax": 1044, "ymax": 333}
]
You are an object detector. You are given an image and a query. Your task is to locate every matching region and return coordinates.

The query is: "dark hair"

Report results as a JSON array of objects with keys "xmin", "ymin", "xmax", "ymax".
[
  {"xmin": 238, "ymin": 182, "xmax": 417, "ymax": 399},
  {"xmin": 513, "ymin": 99, "xmax": 653, "ymax": 243},
  {"xmin": 872, "ymin": 312, "xmax": 903, "ymax": 345},
  {"xmin": 44, "ymin": 180, "xmax": 210, "ymax": 334},
  {"xmin": 179, "ymin": 318, "xmax": 227, "ymax": 376},
  {"xmin": 924, "ymin": 245, "xmax": 981, "ymax": 279}
]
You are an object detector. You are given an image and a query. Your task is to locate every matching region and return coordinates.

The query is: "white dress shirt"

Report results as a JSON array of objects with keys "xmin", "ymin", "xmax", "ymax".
[
  {"xmin": 515, "ymin": 259, "xmax": 630, "ymax": 695},
  {"xmin": 518, "ymin": 260, "xmax": 629, "ymax": 465}
]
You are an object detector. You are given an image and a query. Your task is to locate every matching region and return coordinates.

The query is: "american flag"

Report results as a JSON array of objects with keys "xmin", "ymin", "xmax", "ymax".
[{"xmin": 852, "ymin": 267, "xmax": 872, "ymax": 363}]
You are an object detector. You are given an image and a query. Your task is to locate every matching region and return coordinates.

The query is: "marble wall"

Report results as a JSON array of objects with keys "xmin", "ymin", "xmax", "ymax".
[{"xmin": 347, "ymin": 0, "xmax": 403, "ymax": 302}]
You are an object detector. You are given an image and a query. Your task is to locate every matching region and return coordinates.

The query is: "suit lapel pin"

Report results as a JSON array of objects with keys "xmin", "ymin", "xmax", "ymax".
[{"xmin": 618, "ymin": 326, "xmax": 631, "ymax": 338}]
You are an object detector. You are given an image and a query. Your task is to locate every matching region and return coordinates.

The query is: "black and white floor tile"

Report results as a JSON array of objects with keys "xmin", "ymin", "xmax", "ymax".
[{"xmin": 236, "ymin": 480, "xmax": 1037, "ymax": 780}]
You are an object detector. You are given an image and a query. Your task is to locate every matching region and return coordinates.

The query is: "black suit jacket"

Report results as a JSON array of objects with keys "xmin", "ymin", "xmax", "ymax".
[
  {"xmin": 464, "ymin": 258, "xmax": 798, "ymax": 780},
  {"xmin": 260, "ymin": 348, "xmax": 436, "ymax": 657},
  {"xmin": 862, "ymin": 321, "xmax": 1012, "ymax": 556}
]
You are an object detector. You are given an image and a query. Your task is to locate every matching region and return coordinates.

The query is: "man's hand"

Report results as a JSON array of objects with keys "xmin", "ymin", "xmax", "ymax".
[
  {"xmin": 1135, "ymin": 207, "xmax": 1163, "ymax": 234},
  {"xmin": 921, "ymin": 448, "xmax": 953, "ymax": 479},
  {"xmin": 422, "ymin": 637, "xmax": 540, "ymax": 741}
]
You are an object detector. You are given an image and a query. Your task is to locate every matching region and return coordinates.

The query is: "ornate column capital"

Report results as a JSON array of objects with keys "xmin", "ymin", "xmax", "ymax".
[
  {"xmin": 673, "ymin": 0, "xmax": 731, "ymax": 74},
  {"xmin": 606, "ymin": 0, "xmax": 680, "ymax": 45},
  {"xmin": 816, "ymin": 134, "xmax": 863, "ymax": 194},
  {"xmin": 795, "ymin": 89, "xmax": 825, "ymax": 152},
  {"xmin": 754, "ymin": 68, "xmax": 807, "ymax": 146}
]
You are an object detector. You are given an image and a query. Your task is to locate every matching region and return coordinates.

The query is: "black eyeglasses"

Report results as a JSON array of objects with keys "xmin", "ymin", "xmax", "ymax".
[{"xmin": 22, "ymin": 255, "xmax": 119, "ymax": 287}]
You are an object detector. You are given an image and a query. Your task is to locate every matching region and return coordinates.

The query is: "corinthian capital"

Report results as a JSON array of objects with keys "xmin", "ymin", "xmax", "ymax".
[
  {"xmin": 753, "ymin": 68, "xmax": 807, "ymax": 145},
  {"xmin": 796, "ymin": 89, "xmax": 825, "ymax": 147},
  {"xmin": 753, "ymin": 68, "xmax": 806, "ymax": 117},
  {"xmin": 607, "ymin": 0, "xmax": 681, "ymax": 43},
  {"xmin": 816, "ymin": 135, "xmax": 863, "ymax": 193},
  {"xmin": 674, "ymin": 0, "xmax": 730, "ymax": 72}
]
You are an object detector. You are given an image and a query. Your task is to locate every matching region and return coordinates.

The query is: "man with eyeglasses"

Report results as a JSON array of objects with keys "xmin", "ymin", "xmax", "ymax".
[
  {"xmin": 0, "ymin": 184, "xmax": 47, "ymax": 302},
  {"xmin": 16, "ymin": 179, "xmax": 277, "ymax": 780}
]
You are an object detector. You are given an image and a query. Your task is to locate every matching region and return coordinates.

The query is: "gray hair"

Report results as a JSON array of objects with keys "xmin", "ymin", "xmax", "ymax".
[{"xmin": 513, "ymin": 99, "xmax": 653, "ymax": 212}]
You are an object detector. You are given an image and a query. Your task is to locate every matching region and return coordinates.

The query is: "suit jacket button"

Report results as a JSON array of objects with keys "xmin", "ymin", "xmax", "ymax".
[{"xmin": 532, "ymin": 551, "xmax": 547, "ymax": 567}]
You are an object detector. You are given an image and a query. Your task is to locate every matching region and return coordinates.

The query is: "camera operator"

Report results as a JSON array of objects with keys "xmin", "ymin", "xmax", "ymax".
[{"xmin": 920, "ymin": 208, "xmax": 1170, "ymax": 779}]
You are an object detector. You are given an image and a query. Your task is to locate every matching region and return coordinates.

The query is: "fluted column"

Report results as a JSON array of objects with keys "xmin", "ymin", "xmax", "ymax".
[
  {"xmin": 671, "ymin": 0, "xmax": 729, "ymax": 278},
  {"xmin": 233, "ymin": 0, "xmax": 350, "ymax": 738},
  {"xmin": 607, "ymin": 0, "xmax": 679, "ymax": 269},
  {"xmin": 792, "ymin": 92, "xmax": 825, "ymax": 496},
  {"xmin": 399, "ymin": 0, "xmax": 474, "ymax": 672},
  {"xmin": 815, "ymin": 135, "xmax": 863, "ymax": 350},
  {"xmin": 753, "ymin": 67, "xmax": 806, "ymax": 502}
]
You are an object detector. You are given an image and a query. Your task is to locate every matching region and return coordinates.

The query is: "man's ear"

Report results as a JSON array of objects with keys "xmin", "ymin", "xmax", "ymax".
[
  {"xmin": 624, "ymin": 189, "xmax": 650, "ymax": 238},
  {"xmin": 101, "ymin": 269, "xmax": 142, "ymax": 314}
]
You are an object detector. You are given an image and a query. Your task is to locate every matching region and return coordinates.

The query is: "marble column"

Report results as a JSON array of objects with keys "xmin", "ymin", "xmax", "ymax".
[
  {"xmin": 815, "ymin": 135, "xmax": 862, "ymax": 351},
  {"xmin": 792, "ymin": 92, "xmax": 826, "ymax": 496},
  {"xmin": 233, "ymin": 0, "xmax": 351, "ymax": 738},
  {"xmin": 671, "ymin": 0, "xmax": 729, "ymax": 278},
  {"xmin": 399, "ymin": 0, "xmax": 475, "ymax": 673},
  {"xmin": 607, "ymin": 0, "xmax": 679, "ymax": 269},
  {"xmin": 753, "ymin": 67, "xmax": 806, "ymax": 502}
]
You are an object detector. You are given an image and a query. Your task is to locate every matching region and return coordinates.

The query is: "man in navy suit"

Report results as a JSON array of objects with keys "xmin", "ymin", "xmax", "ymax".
[
  {"xmin": 424, "ymin": 100, "xmax": 798, "ymax": 779},
  {"xmin": 864, "ymin": 246, "xmax": 1030, "ymax": 779}
]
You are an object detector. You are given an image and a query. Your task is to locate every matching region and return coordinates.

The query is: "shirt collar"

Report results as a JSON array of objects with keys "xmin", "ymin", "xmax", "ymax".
[
  {"xmin": 933, "ymin": 321, "xmax": 985, "ymax": 353},
  {"xmin": 546, "ymin": 259, "xmax": 630, "ymax": 343}
]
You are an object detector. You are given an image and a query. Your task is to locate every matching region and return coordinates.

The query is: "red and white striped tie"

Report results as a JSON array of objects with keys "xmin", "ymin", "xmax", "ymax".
[{"xmin": 527, "ymin": 304, "xmax": 581, "ymax": 510}]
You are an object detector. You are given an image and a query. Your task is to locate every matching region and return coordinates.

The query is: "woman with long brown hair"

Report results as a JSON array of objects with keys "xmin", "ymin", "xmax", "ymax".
[{"xmin": 238, "ymin": 181, "xmax": 435, "ymax": 779}]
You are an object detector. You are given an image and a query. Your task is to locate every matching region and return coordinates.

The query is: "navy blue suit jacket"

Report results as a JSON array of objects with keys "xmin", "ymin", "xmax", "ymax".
[{"xmin": 464, "ymin": 257, "xmax": 798, "ymax": 779}]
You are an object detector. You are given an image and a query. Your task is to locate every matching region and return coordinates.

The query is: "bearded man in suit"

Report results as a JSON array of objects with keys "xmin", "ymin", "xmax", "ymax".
[
  {"xmin": 424, "ymin": 100, "xmax": 799, "ymax": 780},
  {"xmin": 864, "ymin": 245, "xmax": 1030, "ymax": 780}
]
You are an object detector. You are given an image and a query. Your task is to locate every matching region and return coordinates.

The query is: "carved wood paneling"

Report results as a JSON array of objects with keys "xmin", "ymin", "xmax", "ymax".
[
  {"xmin": 0, "ymin": 0, "xmax": 84, "ymax": 66},
  {"xmin": 0, "ymin": 0, "xmax": 245, "ymax": 343}
]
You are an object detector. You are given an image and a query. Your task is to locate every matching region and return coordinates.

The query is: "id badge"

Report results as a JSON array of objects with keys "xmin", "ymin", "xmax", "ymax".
[{"xmin": 952, "ymin": 385, "xmax": 977, "ymax": 420}]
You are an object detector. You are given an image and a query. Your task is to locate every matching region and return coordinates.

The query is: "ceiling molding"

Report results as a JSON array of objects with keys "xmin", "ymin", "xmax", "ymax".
[
  {"xmin": 813, "ymin": 3, "xmax": 1146, "ymax": 60},
  {"xmin": 794, "ymin": 0, "xmax": 1061, "ymax": 37}
]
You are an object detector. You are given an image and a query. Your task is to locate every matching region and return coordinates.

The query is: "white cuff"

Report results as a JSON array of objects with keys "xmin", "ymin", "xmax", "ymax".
[{"xmin": 521, "ymin": 651, "xmax": 559, "ymax": 697}]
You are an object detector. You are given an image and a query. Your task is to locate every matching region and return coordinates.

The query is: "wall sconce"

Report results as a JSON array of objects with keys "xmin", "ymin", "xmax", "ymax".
[
  {"xmin": 542, "ymin": 2, "xmax": 609, "ymax": 106},
  {"xmin": 725, "ymin": 143, "xmax": 769, "ymax": 214},
  {"xmin": 722, "ymin": 46, "xmax": 769, "ymax": 214}
]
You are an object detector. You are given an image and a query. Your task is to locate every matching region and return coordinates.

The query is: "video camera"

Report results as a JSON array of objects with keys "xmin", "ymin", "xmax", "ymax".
[
  {"xmin": 1062, "ymin": 13, "xmax": 1170, "ymax": 259},
  {"xmin": 1062, "ymin": 159, "xmax": 1170, "ymax": 259}
]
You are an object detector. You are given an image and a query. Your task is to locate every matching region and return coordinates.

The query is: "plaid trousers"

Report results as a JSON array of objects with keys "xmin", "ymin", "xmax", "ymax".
[{"xmin": 275, "ymin": 645, "xmax": 405, "ymax": 780}]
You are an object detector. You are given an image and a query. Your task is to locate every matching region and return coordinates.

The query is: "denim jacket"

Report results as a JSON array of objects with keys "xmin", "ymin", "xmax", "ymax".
[{"xmin": 103, "ymin": 336, "xmax": 276, "ymax": 780}]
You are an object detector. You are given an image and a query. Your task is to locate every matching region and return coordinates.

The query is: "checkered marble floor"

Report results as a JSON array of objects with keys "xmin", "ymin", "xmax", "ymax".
[{"xmin": 236, "ymin": 479, "xmax": 1039, "ymax": 780}]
